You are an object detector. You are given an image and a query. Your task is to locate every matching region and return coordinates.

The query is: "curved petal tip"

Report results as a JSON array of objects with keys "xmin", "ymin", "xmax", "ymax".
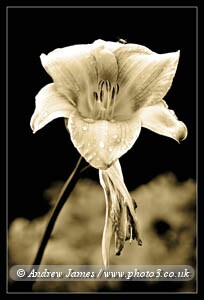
[
  {"xmin": 138, "ymin": 101, "xmax": 188, "ymax": 143},
  {"xmin": 30, "ymin": 83, "xmax": 74, "ymax": 134},
  {"xmin": 174, "ymin": 121, "xmax": 188, "ymax": 143}
]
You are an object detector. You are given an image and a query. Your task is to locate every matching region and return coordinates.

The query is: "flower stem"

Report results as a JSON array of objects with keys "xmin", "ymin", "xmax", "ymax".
[{"xmin": 10, "ymin": 155, "xmax": 89, "ymax": 292}]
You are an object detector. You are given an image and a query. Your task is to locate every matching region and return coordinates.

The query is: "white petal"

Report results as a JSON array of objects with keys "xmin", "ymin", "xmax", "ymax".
[
  {"xmin": 92, "ymin": 40, "xmax": 118, "ymax": 83},
  {"xmin": 40, "ymin": 44, "xmax": 96, "ymax": 93},
  {"xmin": 40, "ymin": 41, "xmax": 119, "ymax": 119},
  {"xmin": 67, "ymin": 111, "xmax": 141, "ymax": 169},
  {"xmin": 113, "ymin": 47, "xmax": 180, "ymax": 119},
  {"xmin": 30, "ymin": 83, "xmax": 75, "ymax": 133},
  {"xmin": 94, "ymin": 39, "xmax": 153, "ymax": 55},
  {"xmin": 40, "ymin": 44, "xmax": 98, "ymax": 118},
  {"xmin": 93, "ymin": 39, "xmax": 124, "ymax": 52},
  {"xmin": 137, "ymin": 100, "xmax": 188, "ymax": 142}
]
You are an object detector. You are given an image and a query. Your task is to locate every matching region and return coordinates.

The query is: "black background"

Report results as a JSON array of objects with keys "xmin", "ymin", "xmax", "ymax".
[{"xmin": 8, "ymin": 7, "xmax": 196, "ymax": 224}]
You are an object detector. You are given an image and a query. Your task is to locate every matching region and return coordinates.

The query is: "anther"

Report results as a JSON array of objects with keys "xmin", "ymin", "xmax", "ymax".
[
  {"xmin": 93, "ymin": 91, "xmax": 98, "ymax": 101},
  {"xmin": 116, "ymin": 83, "xmax": 120, "ymax": 94},
  {"xmin": 98, "ymin": 80, "xmax": 104, "ymax": 91},
  {"xmin": 100, "ymin": 90, "xmax": 104, "ymax": 101},
  {"xmin": 98, "ymin": 80, "xmax": 103, "ymax": 90},
  {"xmin": 111, "ymin": 87, "xmax": 115, "ymax": 100}
]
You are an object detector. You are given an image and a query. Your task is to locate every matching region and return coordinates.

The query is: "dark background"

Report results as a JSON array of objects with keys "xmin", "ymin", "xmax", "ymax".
[{"xmin": 8, "ymin": 7, "xmax": 196, "ymax": 223}]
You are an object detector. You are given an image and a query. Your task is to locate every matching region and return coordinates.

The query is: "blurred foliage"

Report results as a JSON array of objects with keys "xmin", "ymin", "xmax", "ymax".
[{"xmin": 8, "ymin": 173, "xmax": 196, "ymax": 293}]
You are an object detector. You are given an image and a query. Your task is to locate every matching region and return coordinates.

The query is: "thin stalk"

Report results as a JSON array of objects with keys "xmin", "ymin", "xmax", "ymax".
[{"xmin": 11, "ymin": 155, "xmax": 89, "ymax": 292}]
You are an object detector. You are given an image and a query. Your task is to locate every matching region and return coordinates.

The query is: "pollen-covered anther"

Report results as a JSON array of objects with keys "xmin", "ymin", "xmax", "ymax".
[{"xmin": 92, "ymin": 80, "xmax": 120, "ymax": 120}]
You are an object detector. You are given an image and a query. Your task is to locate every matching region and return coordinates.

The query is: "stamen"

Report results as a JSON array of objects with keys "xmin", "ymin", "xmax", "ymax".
[
  {"xmin": 105, "ymin": 81, "xmax": 112, "ymax": 118},
  {"xmin": 111, "ymin": 87, "xmax": 115, "ymax": 100},
  {"xmin": 93, "ymin": 91, "xmax": 98, "ymax": 101},
  {"xmin": 91, "ymin": 81, "xmax": 120, "ymax": 120},
  {"xmin": 100, "ymin": 90, "xmax": 104, "ymax": 101},
  {"xmin": 116, "ymin": 83, "xmax": 120, "ymax": 94},
  {"xmin": 98, "ymin": 80, "xmax": 104, "ymax": 91},
  {"xmin": 105, "ymin": 80, "xmax": 111, "ymax": 92},
  {"xmin": 110, "ymin": 84, "xmax": 118, "ymax": 120}
]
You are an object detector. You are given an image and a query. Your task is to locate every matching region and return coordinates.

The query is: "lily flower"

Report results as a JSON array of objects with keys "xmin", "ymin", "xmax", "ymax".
[{"xmin": 30, "ymin": 39, "xmax": 187, "ymax": 267}]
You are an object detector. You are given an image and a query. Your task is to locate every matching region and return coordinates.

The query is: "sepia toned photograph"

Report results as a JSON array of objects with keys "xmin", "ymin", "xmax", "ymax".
[{"xmin": 6, "ymin": 6, "xmax": 197, "ymax": 294}]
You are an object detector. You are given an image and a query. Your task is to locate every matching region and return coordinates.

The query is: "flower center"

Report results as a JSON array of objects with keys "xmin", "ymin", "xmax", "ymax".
[{"xmin": 91, "ymin": 80, "xmax": 119, "ymax": 121}]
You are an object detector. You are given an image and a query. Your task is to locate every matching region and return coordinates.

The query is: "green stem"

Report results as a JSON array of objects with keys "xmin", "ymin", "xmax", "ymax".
[{"xmin": 11, "ymin": 155, "xmax": 89, "ymax": 292}]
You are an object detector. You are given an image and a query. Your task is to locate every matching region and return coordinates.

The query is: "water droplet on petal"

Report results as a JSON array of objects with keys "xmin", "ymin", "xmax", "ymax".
[
  {"xmin": 88, "ymin": 155, "xmax": 93, "ymax": 161},
  {"xmin": 108, "ymin": 147, "xmax": 113, "ymax": 152},
  {"xmin": 82, "ymin": 126, "xmax": 88, "ymax": 131},
  {"xmin": 99, "ymin": 141, "xmax": 105, "ymax": 148},
  {"xmin": 113, "ymin": 134, "xmax": 118, "ymax": 139},
  {"xmin": 84, "ymin": 118, "xmax": 95, "ymax": 123}
]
